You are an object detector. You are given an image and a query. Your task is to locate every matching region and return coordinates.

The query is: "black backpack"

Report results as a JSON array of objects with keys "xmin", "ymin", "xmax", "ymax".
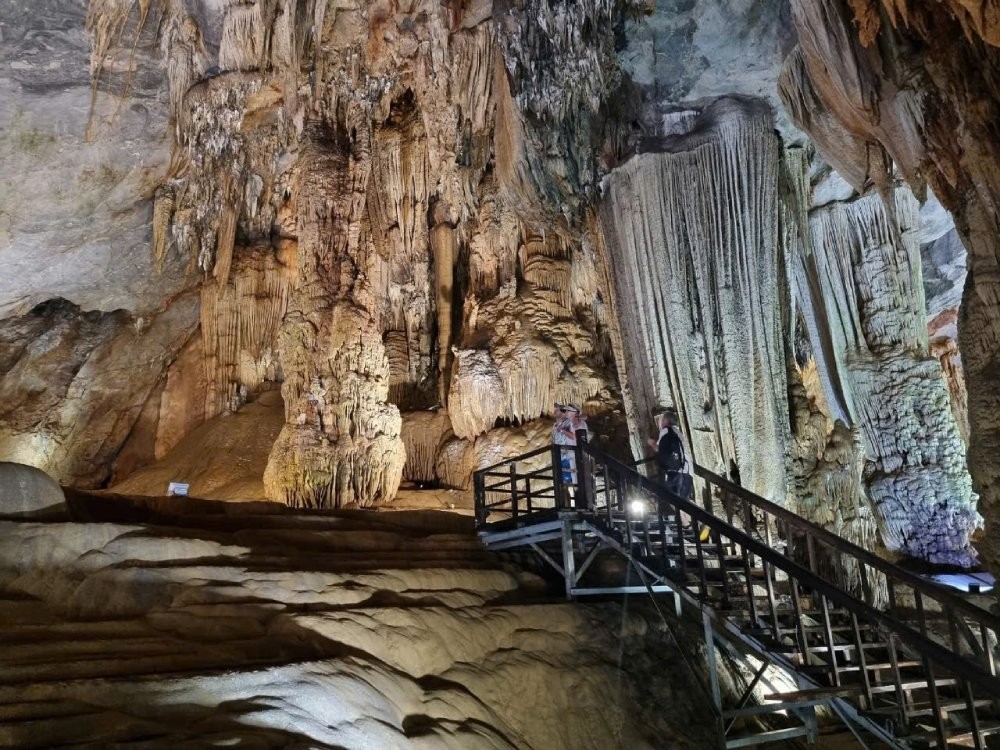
[{"xmin": 657, "ymin": 428, "xmax": 685, "ymax": 472}]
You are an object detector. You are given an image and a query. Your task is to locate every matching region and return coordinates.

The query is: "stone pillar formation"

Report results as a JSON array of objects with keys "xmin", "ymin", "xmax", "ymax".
[{"xmin": 263, "ymin": 122, "xmax": 404, "ymax": 509}]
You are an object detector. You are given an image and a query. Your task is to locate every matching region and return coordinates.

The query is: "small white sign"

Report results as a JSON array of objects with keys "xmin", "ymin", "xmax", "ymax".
[{"xmin": 167, "ymin": 482, "xmax": 190, "ymax": 497}]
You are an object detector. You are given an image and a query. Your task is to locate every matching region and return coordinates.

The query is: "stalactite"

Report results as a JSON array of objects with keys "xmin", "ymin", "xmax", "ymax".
[
  {"xmin": 219, "ymin": 2, "xmax": 265, "ymax": 72},
  {"xmin": 84, "ymin": 0, "xmax": 154, "ymax": 140},
  {"xmin": 520, "ymin": 236, "xmax": 572, "ymax": 310},
  {"xmin": 214, "ymin": 199, "xmax": 238, "ymax": 290},
  {"xmin": 598, "ymin": 98, "xmax": 791, "ymax": 502},
  {"xmin": 162, "ymin": 13, "xmax": 209, "ymax": 126},
  {"xmin": 400, "ymin": 410, "xmax": 453, "ymax": 484},
  {"xmin": 152, "ymin": 185, "xmax": 174, "ymax": 273},
  {"xmin": 201, "ymin": 248, "xmax": 293, "ymax": 418}
]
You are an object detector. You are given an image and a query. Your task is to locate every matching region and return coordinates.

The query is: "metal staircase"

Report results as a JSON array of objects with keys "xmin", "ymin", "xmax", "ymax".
[{"xmin": 473, "ymin": 435, "xmax": 1000, "ymax": 749}]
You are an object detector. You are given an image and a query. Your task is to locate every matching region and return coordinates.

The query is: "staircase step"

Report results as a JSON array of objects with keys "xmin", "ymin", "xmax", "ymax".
[
  {"xmin": 863, "ymin": 698, "xmax": 995, "ymax": 720},
  {"xmin": 801, "ymin": 660, "xmax": 922, "ymax": 674},
  {"xmin": 868, "ymin": 679, "xmax": 959, "ymax": 695}
]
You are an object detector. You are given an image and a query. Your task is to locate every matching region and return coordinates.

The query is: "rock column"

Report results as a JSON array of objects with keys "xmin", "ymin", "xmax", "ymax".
[{"xmin": 264, "ymin": 122, "xmax": 404, "ymax": 508}]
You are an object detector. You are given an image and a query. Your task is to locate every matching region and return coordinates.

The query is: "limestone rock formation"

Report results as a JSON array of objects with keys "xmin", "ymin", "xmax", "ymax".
[
  {"xmin": 778, "ymin": 0, "xmax": 1000, "ymax": 566},
  {"xmin": 599, "ymin": 97, "xmax": 792, "ymax": 502},
  {"xmin": 0, "ymin": 0, "xmax": 993, "ymax": 574},
  {"xmin": 796, "ymin": 187, "xmax": 977, "ymax": 564},
  {"xmin": 0, "ymin": 463, "xmax": 65, "ymax": 518}
]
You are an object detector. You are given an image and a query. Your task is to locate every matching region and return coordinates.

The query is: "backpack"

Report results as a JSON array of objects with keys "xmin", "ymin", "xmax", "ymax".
[{"xmin": 657, "ymin": 428, "xmax": 685, "ymax": 473}]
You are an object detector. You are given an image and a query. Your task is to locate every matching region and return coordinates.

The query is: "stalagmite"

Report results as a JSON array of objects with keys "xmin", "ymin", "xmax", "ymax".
[
  {"xmin": 436, "ymin": 436, "xmax": 475, "ymax": 490},
  {"xmin": 431, "ymin": 215, "xmax": 456, "ymax": 406},
  {"xmin": 448, "ymin": 349, "xmax": 504, "ymax": 440},
  {"xmin": 599, "ymin": 97, "xmax": 791, "ymax": 502},
  {"xmin": 400, "ymin": 410, "xmax": 453, "ymax": 484}
]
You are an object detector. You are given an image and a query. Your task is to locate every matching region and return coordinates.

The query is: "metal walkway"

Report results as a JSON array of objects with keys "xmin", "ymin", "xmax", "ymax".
[{"xmin": 473, "ymin": 436, "xmax": 1000, "ymax": 749}]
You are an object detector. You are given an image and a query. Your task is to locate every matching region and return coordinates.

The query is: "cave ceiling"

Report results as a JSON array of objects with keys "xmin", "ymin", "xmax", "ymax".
[{"xmin": 0, "ymin": 0, "xmax": 995, "ymax": 568}]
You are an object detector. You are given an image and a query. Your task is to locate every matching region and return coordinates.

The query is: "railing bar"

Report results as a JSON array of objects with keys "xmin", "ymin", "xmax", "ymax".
[
  {"xmin": 850, "ymin": 612, "xmax": 873, "ymax": 710},
  {"xmin": 690, "ymin": 463, "xmax": 1000, "ymax": 629},
  {"xmin": 887, "ymin": 634, "xmax": 908, "ymax": 723},
  {"xmin": 675, "ymin": 505, "xmax": 688, "ymax": 579},
  {"xmin": 859, "ymin": 559, "xmax": 873, "ymax": 607},
  {"xmin": 477, "ymin": 445, "xmax": 554, "ymax": 475},
  {"xmin": 694, "ymin": 518, "xmax": 709, "ymax": 601},
  {"xmin": 915, "ymin": 589, "xmax": 927, "ymax": 637},
  {"xmin": 948, "ymin": 609, "xmax": 962, "ymax": 657},
  {"xmin": 509, "ymin": 463, "xmax": 518, "ymax": 522},
  {"xmin": 763, "ymin": 559, "xmax": 780, "ymax": 642},
  {"xmin": 806, "ymin": 531, "xmax": 818, "ymax": 574},
  {"xmin": 924, "ymin": 658, "xmax": 947, "ymax": 750},
  {"xmin": 551, "ymin": 445, "xmax": 565, "ymax": 509},
  {"xmin": 789, "ymin": 576, "xmax": 809, "ymax": 668},
  {"xmin": 981, "ymin": 623, "xmax": 996, "ymax": 677},
  {"xmin": 714, "ymin": 527, "xmax": 730, "ymax": 610},
  {"xmin": 963, "ymin": 678, "xmax": 984, "ymax": 750},
  {"xmin": 819, "ymin": 594, "xmax": 841, "ymax": 687},
  {"xmin": 741, "ymin": 544, "xmax": 759, "ymax": 627}
]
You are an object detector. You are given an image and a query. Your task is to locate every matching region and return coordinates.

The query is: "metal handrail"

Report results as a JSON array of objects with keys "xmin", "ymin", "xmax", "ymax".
[
  {"xmin": 475, "ymin": 441, "xmax": 1000, "ymax": 745},
  {"xmin": 634, "ymin": 452, "xmax": 998, "ymax": 632},
  {"xmin": 476, "ymin": 445, "xmax": 554, "ymax": 475},
  {"xmin": 586, "ymin": 446, "xmax": 1000, "ymax": 693},
  {"xmin": 692, "ymin": 463, "xmax": 1000, "ymax": 632}
]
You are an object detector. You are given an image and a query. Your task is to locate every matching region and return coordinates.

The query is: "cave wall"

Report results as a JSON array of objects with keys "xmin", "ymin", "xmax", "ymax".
[
  {"xmin": 795, "ymin": 185, "xmax": 977, "ymax": 564},
  {"xmin": 778, "ymin": 0, "xmax": 1000, "ymax": 566},
  {"xmin": 0, "ymin": 0, "xmax": 989, "ymax": 569},
  {"xmin": 598, "ymin": 93, "xmax": 974, "ymax": 564}
]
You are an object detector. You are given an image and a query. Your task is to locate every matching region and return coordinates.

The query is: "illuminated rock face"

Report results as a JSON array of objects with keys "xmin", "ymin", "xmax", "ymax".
[
  {"xmin": 599, "ymin": 96, "xmax": 975, "ymax": 565},
  {"xmin": 0, "ymin": 0, "xmax": 991, "ymax": 567},
  {"xmin": 777, "ymin": 0, "xmax": 1000, "ymax": 566},
  {"xmin": 797, "ymin": 189, "xmax": 977, "ymax": 565},
  {"xmin": 78, "ymin": 0, "xmax": 630, "ymax": 507},
  {"xmin": 598, "ymin": 98, "xmax": 792, "ymax": 504}
]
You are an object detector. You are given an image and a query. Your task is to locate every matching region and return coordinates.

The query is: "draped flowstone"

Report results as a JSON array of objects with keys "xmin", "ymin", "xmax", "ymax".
[{"xmin": 598, "ymin": 98, "xmax": 792, "ymax": 503}]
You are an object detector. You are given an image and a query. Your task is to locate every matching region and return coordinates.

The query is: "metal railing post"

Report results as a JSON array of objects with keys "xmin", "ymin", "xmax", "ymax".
[
  {"xmin": 509, "ymin": 463, "xmax": 519, "ymax": 523},
  {"xmin": 551, "ymin": 444, "xmax": 565, "ymax": 509},
  {"xmin": 473, "ymin": 471, "xmax": 486, "ymax": 527},
  {"xmin": 575, "ymin": 429, "xmax": 592, "ymax": 511}
]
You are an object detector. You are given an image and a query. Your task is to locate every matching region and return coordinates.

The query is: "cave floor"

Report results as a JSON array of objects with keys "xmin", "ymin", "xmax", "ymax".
[{"xmin": 0, "ymin": 493, "xmax": 721, "ymax": 749}]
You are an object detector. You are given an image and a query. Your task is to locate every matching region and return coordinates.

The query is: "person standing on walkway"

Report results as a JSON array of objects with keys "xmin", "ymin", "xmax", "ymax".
[
  {"xmin": 552, "ymin": 403, "xmax": 588, "ymax": 505},
  {"xmin": 647, "ymin": 410, "xmax": 694, "ymax": 501}
]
